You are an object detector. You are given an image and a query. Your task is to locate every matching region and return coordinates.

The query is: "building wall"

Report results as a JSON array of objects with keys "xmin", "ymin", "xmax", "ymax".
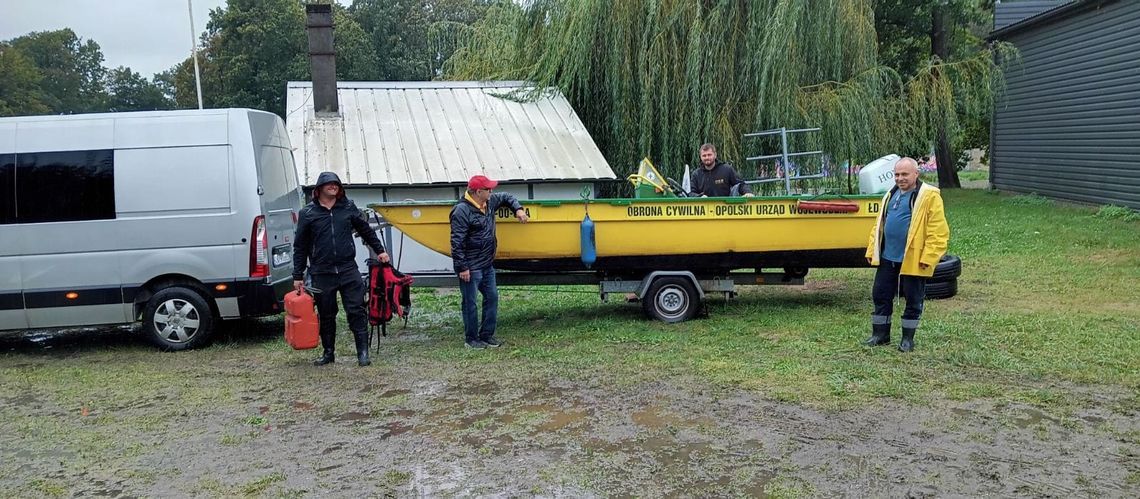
[{"xmin": 991, "ymin": 0, "xmax": 1140, "ymax": 209}]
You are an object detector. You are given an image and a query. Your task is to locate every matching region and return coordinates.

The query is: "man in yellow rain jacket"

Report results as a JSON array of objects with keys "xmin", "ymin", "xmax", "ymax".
[{"xmin": 864, "ymin": 157, "xmax": 950, "ymax": 352}]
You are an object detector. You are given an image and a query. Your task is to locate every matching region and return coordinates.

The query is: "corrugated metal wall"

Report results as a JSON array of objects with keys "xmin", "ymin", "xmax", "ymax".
[
  {"xmin": 994, "ymin": 1, "xmax": 1070, "ymax": 31},
  {"xmin": 991, "ymin": 0, "xmax": 1140, "ymax": 209}
]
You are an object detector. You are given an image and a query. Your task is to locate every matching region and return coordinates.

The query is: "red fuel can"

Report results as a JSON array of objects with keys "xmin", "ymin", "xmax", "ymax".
[{"xmin": 284, "ymin": 289, "xmax": 319, "ymax": 350}]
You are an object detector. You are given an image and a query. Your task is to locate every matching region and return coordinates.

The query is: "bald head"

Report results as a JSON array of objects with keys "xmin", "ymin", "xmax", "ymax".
[{"xmin": 894, "ymin": 157, "xmax": 919, "ymax": 191}]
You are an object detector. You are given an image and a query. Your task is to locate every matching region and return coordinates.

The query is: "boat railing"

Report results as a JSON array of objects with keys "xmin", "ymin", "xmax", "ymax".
[{"xmin": 743, "ymin": 127, "xmax": 827, "ymax": 195}]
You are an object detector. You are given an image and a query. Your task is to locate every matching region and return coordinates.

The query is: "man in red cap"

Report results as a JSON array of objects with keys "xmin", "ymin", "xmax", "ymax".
[{"xmin": 450, "ymin": 174, "xmax": 529, "ymax": 348}]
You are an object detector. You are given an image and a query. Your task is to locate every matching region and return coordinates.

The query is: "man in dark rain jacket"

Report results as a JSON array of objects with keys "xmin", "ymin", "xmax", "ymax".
[
  {"xmin": 691, "ymin": 143, "xmax": 755, "ymax": 197},
  {"xmin": 293, "ymin": 172, "xmax": 389, "ymax": 367},
  {"xmin": 450, "ymin": 175, "xmax": 529, "ymax": 349}
]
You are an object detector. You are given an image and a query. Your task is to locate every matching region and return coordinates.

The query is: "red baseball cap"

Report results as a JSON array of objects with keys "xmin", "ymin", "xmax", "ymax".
[{"xmin": 468, "ymin": 175, "xmax": 499, "ymax": 190}]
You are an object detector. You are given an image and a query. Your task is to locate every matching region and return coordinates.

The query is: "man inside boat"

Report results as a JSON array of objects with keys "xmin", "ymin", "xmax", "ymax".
[
  {"xmin": 450, "ymin": 175, "xmax": 529, "ymax": 349},
  {"xmin": 864, "ymin": 157, "xmax": 950, "ymax": 353},
  {"xmin": 691, "ymin": 143, "xmax": 755, "ymax": 197}
]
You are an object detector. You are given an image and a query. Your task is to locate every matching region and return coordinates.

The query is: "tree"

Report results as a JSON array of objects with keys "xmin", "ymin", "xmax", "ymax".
[
  {"xmin": 876, "ymin": 0, "xmax": 997, "ymax": 186},
  {"xmin": 104, "ymin": 67, "xmax": 175, "ymax": 112},
  {"xmin": 447, "ymin": 0, "xmax": 1010, "ymax": 192},
  {"xmin": 350, "ymin": 0, "xmax": 494, "ymax": 81},
  {"xmin": 8, "ymin": 29, "xmax": 108, "ymax": 114},
  {"xmin": 331, "ymin": 4, "xmax": 380, "ymax": 81},
  {"xmin": 168, "ymin": 0, "xmax": 384, "ymax": 116},
  {"xmin": 0, "ymin": 43, "xmax": 51, "ymax": 116}
]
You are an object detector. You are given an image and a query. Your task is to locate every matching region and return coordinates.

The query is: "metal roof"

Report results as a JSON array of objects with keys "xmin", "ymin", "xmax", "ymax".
[
  {"xmin": 993, "ymin": 0, "xmax": 1071, "ymax": 31},
  {"xmin": 284, "ymin": 81, "xmax": 615, "ymax": 186}
]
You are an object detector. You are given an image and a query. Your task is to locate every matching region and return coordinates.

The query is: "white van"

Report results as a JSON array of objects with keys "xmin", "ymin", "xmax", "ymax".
[{"xmin": 0, "ymin": 109, "xmax": 303, "ymax": 350}]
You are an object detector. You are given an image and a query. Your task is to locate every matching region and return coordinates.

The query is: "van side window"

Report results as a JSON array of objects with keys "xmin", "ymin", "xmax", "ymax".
[
  {"xmin": 16, "ymin": 149, "xmax": 115, "ymax": 223},
  {"xmin": 0, "ymin": 154, "xmax": 14, "ymax": 224}
]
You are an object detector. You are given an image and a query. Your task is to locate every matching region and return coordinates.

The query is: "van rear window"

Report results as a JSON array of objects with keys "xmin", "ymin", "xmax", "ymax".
[
  {"xmin": 258, "ymin": 146, "xmax": 293, "ymax": 200},
  {"xmin": 15, "ymin": 149, "xmax": 115, "ymax": 224}
]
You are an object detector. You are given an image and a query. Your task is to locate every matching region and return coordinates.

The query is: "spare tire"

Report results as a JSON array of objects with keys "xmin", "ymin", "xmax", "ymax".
[
  {"xmin": 925, "ymin": 278, "xmax": 958, "ymax": 300},
  {"xmin": 931, "ymin": 254, "xmax": 962, "ymax": 281}
]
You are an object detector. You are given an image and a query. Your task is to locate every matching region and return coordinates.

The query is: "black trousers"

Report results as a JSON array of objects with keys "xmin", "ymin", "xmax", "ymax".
[
  {"xmin": 311, "ymin": 270, "xmax": 368, "ymax": 343},
  {"xmin": 871, "ymin": 259, "xmax": 927, "ymax": 330}
]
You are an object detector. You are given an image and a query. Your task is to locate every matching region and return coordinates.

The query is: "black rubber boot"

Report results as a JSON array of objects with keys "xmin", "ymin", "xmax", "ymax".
[
  {"xmin": 354, "ymin": 331, "xmax": 371, "ymax": 367},
  {"xmin": 864, "ymin": 323, "xmax": 891, "ymax": 346},
  {"xmin": 313, "ymin": 347, "xmax": 335, "ymax": 365},
  {"xmin": 313, "ymin": 331, "xmax": 335, "ymax": 365},
  {"xmin": 898, "ymin": 328, "xmax": 916, "ymax": 353}
]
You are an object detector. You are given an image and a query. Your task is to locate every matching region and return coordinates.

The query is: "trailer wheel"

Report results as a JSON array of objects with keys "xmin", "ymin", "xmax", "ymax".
[
  {"xmin": 642, "ymin": 277, "xmax": 699, "ymax": 323},
  {"xmin": 783, "ymin": 267, "xmax": 809, "ymax": 278},
  {"xmin": 143, "ymin": 286, "xmax": 216, "ymax": 351}
]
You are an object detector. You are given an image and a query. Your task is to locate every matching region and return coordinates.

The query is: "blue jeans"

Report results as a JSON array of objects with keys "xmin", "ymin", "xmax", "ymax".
[{"xmin": 459, "ymin": 267, "xmax": 498, "ymax": 342}]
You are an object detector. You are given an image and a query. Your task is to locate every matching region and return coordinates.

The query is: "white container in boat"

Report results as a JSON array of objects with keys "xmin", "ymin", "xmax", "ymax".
[{"xmin": 858, "ymin": 154, "xmax": 900, "ymax": 194}]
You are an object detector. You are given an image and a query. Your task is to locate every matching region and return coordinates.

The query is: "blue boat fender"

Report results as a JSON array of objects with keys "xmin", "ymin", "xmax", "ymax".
[{"xmin": 580, "ymin": 214, "xmax": 596, "ymax": 267}]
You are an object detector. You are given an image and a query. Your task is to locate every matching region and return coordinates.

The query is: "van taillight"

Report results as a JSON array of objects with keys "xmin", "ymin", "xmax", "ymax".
[
  {"xmin": 291, "ymin": 211, "xmax": 298, "ymax": 224},
  {"xmin": 250, "ymin": 216, "xmax": 269, "ymax": 278}
]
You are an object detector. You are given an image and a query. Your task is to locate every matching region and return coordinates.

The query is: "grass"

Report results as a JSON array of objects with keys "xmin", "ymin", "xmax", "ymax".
[
  {"xmin": 921, "ymin": 169, "xmax": 989, "ymax": 185},
  {"xmin": 1095, "ymin": 205, "xmax": 1140, "ymax": 222}
]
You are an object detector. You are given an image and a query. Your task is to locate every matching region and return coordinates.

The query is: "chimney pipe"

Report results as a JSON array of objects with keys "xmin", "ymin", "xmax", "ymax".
[{"xmin": 305, "ymin": 3, "xmax": 338, "ymax": 116}]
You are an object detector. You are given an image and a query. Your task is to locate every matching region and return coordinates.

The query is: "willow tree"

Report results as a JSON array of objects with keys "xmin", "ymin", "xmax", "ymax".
[{"xmin": 445, "ymin": 0, "xmax": 1014, "ymax": 194}]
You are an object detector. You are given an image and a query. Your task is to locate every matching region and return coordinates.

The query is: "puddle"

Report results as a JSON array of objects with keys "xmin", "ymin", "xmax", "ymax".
[
  {"xmin": 381, "ymin": 421, "xmax": 414, "ymax": 439},
  {"xmin": 586, "ymin": 436, "xmax": 713, "ymax": 462},
  {"xmin": 292, "ymin": 400, "xmax": 316, "ymax": 411},
  {"xmin": 1011, "ymin": 407, "xmax": 1059, "ymax": 429},
  {"xmin": 380, "ymin": 389, "xmax": 412, "ymax": 398},
  {"xmin": 1, "ymin": 393, "xmax": 40, "ymax": 407},
  {"xmin": 414, "ymin": 380, "xmax": 447, "ymax": 397},
  {"xmin": 0, "ymin": 325, "xmax": 137, "ymax": 351},
  {"xmin": 537, "ymin": 408, "xmax": 588, "ymax": 432},
  {"xmin": 951, "ymin": 407, "xmax": 973, "ymax": 418},
  {"xmin": 631, "ymin": 405, "xmax": 686, "ymax": 429},
  {"xmin": 450, "ymin": 382, "xmax": 497, "ymax": 397},
  {"xmin": 331, "ymin": 411, "xmax": 371, "ymax": 423}
]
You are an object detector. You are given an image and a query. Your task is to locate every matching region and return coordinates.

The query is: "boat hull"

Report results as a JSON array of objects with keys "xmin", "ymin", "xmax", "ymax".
[{"xmin": 371, "ymin": 196, "xmax": 882, "ymax": 272}]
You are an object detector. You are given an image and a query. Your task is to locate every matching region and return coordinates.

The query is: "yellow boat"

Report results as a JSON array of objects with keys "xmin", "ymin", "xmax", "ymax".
[
  {"xmin": 371, "ymin": 198, "xmax": 882, "ymax": 273},
  {"xmin": 370, "ymin": 159, "xmax": 880, "ymax": 273}
]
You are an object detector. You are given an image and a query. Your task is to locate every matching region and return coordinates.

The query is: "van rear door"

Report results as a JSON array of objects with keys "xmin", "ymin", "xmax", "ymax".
[{"xmin": 249, "ymin": 113, "xmax": 303, "ymax": 293}]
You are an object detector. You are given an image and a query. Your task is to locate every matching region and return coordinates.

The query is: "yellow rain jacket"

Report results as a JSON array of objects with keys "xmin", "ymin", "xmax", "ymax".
[{"xmin": 865, "ymin": 182, "xmax": 950, "ymax": 277}]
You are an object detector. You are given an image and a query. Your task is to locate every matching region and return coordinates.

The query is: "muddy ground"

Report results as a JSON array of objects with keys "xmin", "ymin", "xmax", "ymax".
[{"xmin": 1, "ymin": 323, "xmax": 1137, "ymax": 498}]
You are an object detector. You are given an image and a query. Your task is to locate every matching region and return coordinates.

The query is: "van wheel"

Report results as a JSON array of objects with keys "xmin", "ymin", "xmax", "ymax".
[
  {"xmin": 642, "ymin": 277, "xmax": 699, "ymax": 323},
  {"xmin": 143, "ymin": 286, "xmax": 216, "ymax": 351}
]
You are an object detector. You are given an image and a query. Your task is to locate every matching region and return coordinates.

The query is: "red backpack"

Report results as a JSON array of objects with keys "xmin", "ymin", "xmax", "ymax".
[{"xmin": 367, "ymin": 259, "xmax": 414, "ymax": 342}]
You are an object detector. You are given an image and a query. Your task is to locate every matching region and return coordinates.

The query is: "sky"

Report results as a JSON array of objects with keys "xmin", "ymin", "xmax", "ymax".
[{"xmin": 1, "ymin": 1, "xmax": 237, "ymax": 78}]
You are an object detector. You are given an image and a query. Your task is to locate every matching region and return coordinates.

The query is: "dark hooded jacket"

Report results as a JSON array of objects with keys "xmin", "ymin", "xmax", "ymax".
[
  {"xmin": 293, "ymin": 172, "xmax": 385, "ymax": 279},
  {"xmin": 450, "ymin": 192, "xmax": 523, "ymax": 273},
  {"xmin": 691, "ymin": 160, "xmax": 752, "ymax": 196}
]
